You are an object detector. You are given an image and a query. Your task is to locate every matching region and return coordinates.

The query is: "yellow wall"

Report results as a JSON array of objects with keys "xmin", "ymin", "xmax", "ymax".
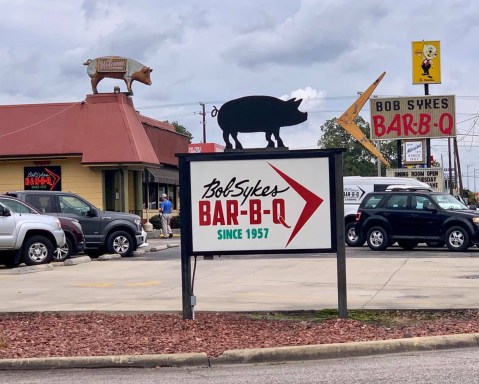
[{"xmin": 0, "ymin": 158, "xmax": 104, "ymax": 209}]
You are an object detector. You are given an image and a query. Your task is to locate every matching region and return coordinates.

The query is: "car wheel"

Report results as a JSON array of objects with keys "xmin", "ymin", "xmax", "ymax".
[
  {"xmin": 22, "ymin": 235, "xmax": 54, "ymax": 266},
  {"xmin": 53, "ymin": 237, "xmax": 73, "ymax": 262},
  {"xmin": 107, "ymin": 231, "xmax": 134, "ymax": 256},
  {"xmin": 425, "ymin": 241, "xmax": 445, "ymax": 248},
  {"xmin": 397, "ymin": 240, "xmax": 419, "ymax": 250},
  {"xmin": 366, "ymin": 226, "xmax": 389, "ymax": 251},
  {"xmin": 345, "ymin": 222, "xmax": 364, "ymax": 247},
  {"xmin": 445, "ymin": 226, "xmax": 470, "ymax": 252}
]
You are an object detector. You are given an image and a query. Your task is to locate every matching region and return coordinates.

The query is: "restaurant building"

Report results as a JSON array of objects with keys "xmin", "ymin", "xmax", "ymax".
[{"xmin": 0, "ymin": 92, "xmax": 189, "ymax": 222}]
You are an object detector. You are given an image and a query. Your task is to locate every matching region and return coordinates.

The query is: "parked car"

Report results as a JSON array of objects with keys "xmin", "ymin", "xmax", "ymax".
[
  {"xmin": 343, "ymin": 176, "xmax": 432, "ymax": 247},
  {"xmin": 6, "ymin": 191, "xmax": 144, "ymax": 257},
  {"xmin": 355, "ymin": 188, "xmax": 479, "ymax": 252},
  {"xmin": 0, "ymin": 195, "xmax": 85, "ymax": 261},
  {"xmin": 0, "ymin": 201, "xmax": 65, "ymax": 267}
]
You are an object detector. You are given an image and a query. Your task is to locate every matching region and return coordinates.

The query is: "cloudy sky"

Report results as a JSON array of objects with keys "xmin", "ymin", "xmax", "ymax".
[{"xmin": 2, "ymin": 0, "xmax": 479, "ymax": 186}]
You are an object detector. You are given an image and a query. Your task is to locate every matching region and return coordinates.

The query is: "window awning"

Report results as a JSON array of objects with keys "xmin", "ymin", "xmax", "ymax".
[{"xmin": 146, "ymin": 166, "xmax": 179, "ymax": 185}]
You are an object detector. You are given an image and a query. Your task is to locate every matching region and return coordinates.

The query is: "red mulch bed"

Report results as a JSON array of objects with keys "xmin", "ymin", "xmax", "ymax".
[{"xmin": 1, "ymin": 311, "xmax": 479, "ymax": 359}]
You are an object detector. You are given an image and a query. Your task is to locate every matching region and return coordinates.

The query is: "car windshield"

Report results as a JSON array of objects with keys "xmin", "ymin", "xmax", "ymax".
[{"xmin": 431, "ymin": 194, "xmax": 469, "ymax": 210}]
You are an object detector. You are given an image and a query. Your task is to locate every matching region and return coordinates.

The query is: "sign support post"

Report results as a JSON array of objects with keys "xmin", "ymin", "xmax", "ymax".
[
  {"xmin": 179, "ymin": 157, "xmax": 195, "ymax": 320},
  {"xmin": 334, "ymin": 153, "xmax": 347, "ymax": 318},
  {"xmin": 180, "ymin": 247, "xmax": 194, "ymax": 320}
]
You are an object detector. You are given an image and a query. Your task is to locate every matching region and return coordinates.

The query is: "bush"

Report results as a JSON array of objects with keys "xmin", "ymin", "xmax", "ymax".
[
  {"xmin": 149, "ymin": 215, "xmax": 162, "ymax": 230},
  {"xmin": 170, "ymin": 215, "xmax": 181, "ymax": 229},
  {"xmin": 149, "ymin": 214, "xmax": 181, "ymax": 229}
]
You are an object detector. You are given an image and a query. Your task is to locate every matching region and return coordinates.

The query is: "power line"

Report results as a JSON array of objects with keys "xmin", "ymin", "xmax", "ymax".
[{"xmin": 138, "ymin": 95, "xmax": 479, "ymax": 111}]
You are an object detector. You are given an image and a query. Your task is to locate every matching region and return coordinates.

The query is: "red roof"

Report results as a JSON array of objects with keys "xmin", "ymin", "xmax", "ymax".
[
  {"xmin": 0, "ymin": 94, "xmax": 160, "ymax": 166},
  {"xmin": 139, "ymin": 115, "xmax": 176, "ymax": 132}
]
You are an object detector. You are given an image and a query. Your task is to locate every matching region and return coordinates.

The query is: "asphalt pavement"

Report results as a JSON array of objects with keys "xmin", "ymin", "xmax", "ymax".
[{"xmin": 1, "ymin": 234, "xmax": 479, "ymax": 370}]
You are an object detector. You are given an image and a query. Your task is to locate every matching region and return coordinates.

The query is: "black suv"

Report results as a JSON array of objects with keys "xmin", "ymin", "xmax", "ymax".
[
  {"xmin": 6, "ymin": 191, "xmax": 144, "ymax": 257},
  {"xmin": 355, "ymin": 189, "xmax": 479, "ymax": 252}
]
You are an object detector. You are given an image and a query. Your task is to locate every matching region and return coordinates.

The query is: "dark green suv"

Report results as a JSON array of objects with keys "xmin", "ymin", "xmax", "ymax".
[
  {"xmin": 6, "ymin": 191, "xmax": 144, "ymax": 257},
  {"xmin": 355, "ymin": 189, "xmax": 479, "ymax": 252}
]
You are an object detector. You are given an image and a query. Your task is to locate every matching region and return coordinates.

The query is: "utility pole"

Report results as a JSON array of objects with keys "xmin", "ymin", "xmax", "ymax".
[
  {"xmin": 448, "ymin": 139, "xmax": 453, "ymax": 195},
  {"xmin": 199, "ymin": 103, "xmax": 206, "ymax": 143},
  {"xmin": 454, "ymin": 138, "xmax": 463, "ymax": 196}
]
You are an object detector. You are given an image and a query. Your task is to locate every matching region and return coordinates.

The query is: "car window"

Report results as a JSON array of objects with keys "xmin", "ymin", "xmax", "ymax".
[
  {"xmin": 411, "ymin": 196, "xmax": 435, "ymax": 210},
  {"xmin": 432, "ymin": 194, "xmax": 468, "ymax": 210},
  {"xmin": 385, "ymin": 194, "xmax": 408, "ymax": 209},
  {"xmin": 0, "ymin": 198, "xmax": 37, "ymax": 214},
  {"xmin": 362, "ymin": 194, "xmax": 384, "ymax": 209},
  {"xmin": 24, "ymin": 195, "xmax": 55, "ymax": 213},
  {"xmin": 59, "ymin": 195, "xmax": 91, "ymax": 216}
]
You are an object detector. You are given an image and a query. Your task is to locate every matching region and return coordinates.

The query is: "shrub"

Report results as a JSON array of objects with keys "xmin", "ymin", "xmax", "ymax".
[
  {"xmin": 149, "ymin": 215, "xmax": 162, "ymax": 230},
  {"xmin": 170, "ymin": 214, "xmax": 181, "ymax": 229},
  {"xmin": 149, "ymin": 214, "xmax": 181, "ymax": 229}
]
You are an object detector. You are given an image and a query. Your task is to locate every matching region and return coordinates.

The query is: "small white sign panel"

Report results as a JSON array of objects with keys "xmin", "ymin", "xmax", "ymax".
[
  {"xmin": 190, "ymin": 157, "xmax": 332, "ymax": 252},
  {"xmin": 404, "ymin": 140, "xmax": 425, "ymax": 164}
]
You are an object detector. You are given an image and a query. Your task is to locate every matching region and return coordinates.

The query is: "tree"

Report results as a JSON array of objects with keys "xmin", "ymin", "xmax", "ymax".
[
  {"xmin": 317, "ymin": 116, "xmax": 397, "ymax": 176},
  {"xmin": 169, "ymin": 121, "xmax": 194, "ymax": 143}
]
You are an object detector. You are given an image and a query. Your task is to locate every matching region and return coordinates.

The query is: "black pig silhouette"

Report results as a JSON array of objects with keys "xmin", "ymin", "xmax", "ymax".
[{"xmin": 212, "ymin": 96, "xmax": 308, "ymax": 149}]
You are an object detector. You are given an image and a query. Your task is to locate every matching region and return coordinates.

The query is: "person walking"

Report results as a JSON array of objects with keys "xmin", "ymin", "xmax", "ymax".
[{"xmin": 159, "ymin": 193, "xmax": 173, "ymax": 238}]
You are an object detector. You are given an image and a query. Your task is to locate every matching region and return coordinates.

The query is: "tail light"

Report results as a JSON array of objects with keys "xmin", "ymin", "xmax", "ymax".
[{"xmin": 355, "ymin": 211, "xmax": 362, "ymax": 221}]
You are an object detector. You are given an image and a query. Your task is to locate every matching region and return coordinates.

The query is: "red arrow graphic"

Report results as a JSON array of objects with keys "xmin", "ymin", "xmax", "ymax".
[
  {"xmin": 268, "ymin": 163, "xmax": 323, "ymax": 246},
  {"xmin": 44, "ymin": 167, "xmax": 61, "ymax": 191}
]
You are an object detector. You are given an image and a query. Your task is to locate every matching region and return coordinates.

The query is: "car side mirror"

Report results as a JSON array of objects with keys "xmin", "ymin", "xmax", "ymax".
[
  {"xmin": 87, "ymin": 208, "xmax": 98, "ymax": 217},
  {"xmin": 425, "ymin": 205, "xmax": 437, "ymax": 213},
  {"xmin": 469, "ymin": 204, "xmax": 477, "ymax": 210},
  {"xmin": 0, "ymin": 206, "xmax": 11, "ymax": 216}
]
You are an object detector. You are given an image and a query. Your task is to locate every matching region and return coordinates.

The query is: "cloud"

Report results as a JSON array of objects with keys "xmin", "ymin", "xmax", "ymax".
[{"xmin": 222, "ymin": 0, "xmax": 389, "ymax": 68}]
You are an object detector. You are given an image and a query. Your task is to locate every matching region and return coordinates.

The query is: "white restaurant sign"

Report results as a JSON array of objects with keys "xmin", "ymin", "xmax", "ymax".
[
  {"xmin": 370, "ymin": 95, "xmax": 456, "ymax": 140},
  {"xmin": 386, "ymin": 167, "xmax": 444, "ymax": 192},
  {"xmin": 185, "ymin": 155, "xmax": 335, "ymax": 253}
]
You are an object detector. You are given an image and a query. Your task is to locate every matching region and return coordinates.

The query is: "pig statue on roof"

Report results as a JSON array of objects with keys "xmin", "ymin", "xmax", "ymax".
[{"xmin": 83, "ymin": 56, "xmax": 153, "ymax": 95}]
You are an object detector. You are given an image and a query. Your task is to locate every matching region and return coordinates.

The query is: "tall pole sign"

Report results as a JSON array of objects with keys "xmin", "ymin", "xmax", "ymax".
[
  {"xmin": 411, "ymin": 40, "xmax": 442, "ymax": 168},
  {"xmin": 412, "ymin": 41, "xmax": 441, "ymax": 85}
]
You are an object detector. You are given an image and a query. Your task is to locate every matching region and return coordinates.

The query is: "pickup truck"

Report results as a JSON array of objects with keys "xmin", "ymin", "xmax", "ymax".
[
  {"xmin": 0, "ymin": 201, "xmax": 65, "ymax": 267},
  {"xmin": 6, "ymin": 191, "xmax": 144, "ymax": 257}
]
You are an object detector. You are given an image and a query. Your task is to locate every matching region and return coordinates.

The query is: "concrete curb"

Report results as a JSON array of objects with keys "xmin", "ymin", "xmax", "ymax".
[
  {"xmin": 0, "ymin": 264, "xmax": 54, "ymax": 275},
  {"xmin": 210, "ymin": 333, "xmax": 479, "ymax": 366},
  {"xmin": 0, "ymin": 352, "xmax": 209, "ymax": 370},
  {"xmin": 98, "ymin": 254, "xmax": 122, "ymax": 261},
  {"xmin": 63, "ymin": 256, "xmax": 92, "ymax": 266},
  {"xmin": 148, "ymin": 245, "xmax": 169, "ymax": 252},
  {"xmin": 0, "ymin": 333, "xmax": 478, "ymax": 370}
]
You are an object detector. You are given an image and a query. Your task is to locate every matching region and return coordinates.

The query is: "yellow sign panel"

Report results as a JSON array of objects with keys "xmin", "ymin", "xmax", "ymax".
[
  {"xmin": 337, "ymin": 72, "xmax": 390, "ymax": 166},
  {"xmin": 412, "ymin": 41, "xmax": 441, "ymax": 84}
]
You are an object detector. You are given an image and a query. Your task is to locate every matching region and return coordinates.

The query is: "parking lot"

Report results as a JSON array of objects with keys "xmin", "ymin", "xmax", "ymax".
[{"xmin": 1, "ymin": 241, "xmax": 479, "ymax": 313}]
